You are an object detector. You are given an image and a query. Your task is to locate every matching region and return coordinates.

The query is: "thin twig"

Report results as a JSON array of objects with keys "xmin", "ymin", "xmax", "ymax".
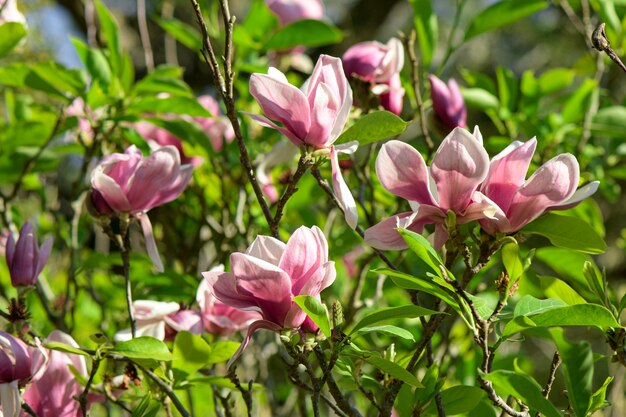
[
  {"xmin": 78, "ymin": 358, "xmax": 102, "ymax": 417},
  {"xmin": 137, "ymin": 363, "xmax": 191, "ymax": 417},
  {"xmin": 189, "ymin": 0, "xmax": 275, "ymax": 235},
  {"xmin": 401, "ymin": 31, "xmax": 434, "ymax": 155},
  {"xmin": 534, "ymin": 352, "xmax": 562, "ymax": 417},
  {"xmin": 227, "ymin": 368, "xmax": 253, "ymax": 417},
  {"xmin": 120, "ymin": 230, "xmax": 136, "ymax": 338},
  {"xmin": 137, "ymin": 0, "xmax": 154, "ymax": 71}
]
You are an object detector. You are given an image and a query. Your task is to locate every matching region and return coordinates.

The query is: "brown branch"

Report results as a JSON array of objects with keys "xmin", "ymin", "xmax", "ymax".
[
  {"xmin": 592, "ymin": 23, "xmax": 626, "ymax": 74},
  {"xmin": 226, "ymin": 368, "xmax": 253, "ymax": 417},
  {"xmin": 534, "ymin": 352, "xmax": 561, "ymax": 417},
  {"xmin": 188, "ymin": 0, "xmax": 275, "ymax": 236}
]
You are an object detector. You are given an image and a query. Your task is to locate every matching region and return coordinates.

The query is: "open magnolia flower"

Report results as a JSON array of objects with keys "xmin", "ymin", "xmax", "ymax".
[
  {"xmin": 0, "ymin": 332, "xmax": 33, "ymax": 417},
  {"xmin": 476, "ymin": 132, "xmax": 599, "ymax": 234},
  {"xmin": 202, "ymin": 226, "xmax": 335, "ymax": 366},
  {"xmin": 342, "ymin": 38, "xmax": 405, "ymax": 114},
  {"xmin": 90, "ymin": 145, "xmax": 193, "ymax": 271},
  {"xmin": 248, "ymin": 54, "xmax": 358, "ymax": 228},
  {"xmin": 365, "ymin": 127, "xmax": 497, "ymax": 250}
]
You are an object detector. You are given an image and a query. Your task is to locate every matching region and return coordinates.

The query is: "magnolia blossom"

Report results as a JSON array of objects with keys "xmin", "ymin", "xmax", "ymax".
[
  {"xmin": 477, "ymin": 133, "xmax": 599, "ymax": 234},
  {"xmin": 429, "ymin": 75, "xmax": 467, "ymax": 130},
  {"xmin": 90, "ymin": 145, "xmax": 193, "ymax": 271},
  {"xmin": 265, "ymin": 0, "xmax": 324, "ymax": 26},
  {"xmin": 163, "ymin": 310, "xmax": 204, "ymax": 340},
  {"xmin": 203, "ymin": 226, "xmax": 335, "ymax": 366},
  {"xmin": 0, "ymin": 0, "xmax": 26, "ymax": 25},
  {"xmin": 5, "ymin": 222, "xmax": 53, "ymax": 288},
  {"xmin": 342, "ymin": 38, "xmax": 405, "ymax": 114},
  {"xmin": 248, "ymin": 55, "xmax": 357, "ymax": 228},
  {"xmin": 197, "ymin": 270, "xmax": 260, "ymax": 336},
  {"xmin": 134, "ymin": 122, "xmax": 203, "ymax": 167},
  {"xmin": 0, "ymin": 332, "xmax": 32, "ymax": 417},
  {"xmin": 364, "ymin": 127, "xmax": 497, "ymax": 250},
  {"xmin": 115, "ymin": 300, "xmax": 182, "ymax": 341},
  {"xmin": 22, "ymin": 331, "xmax": 87, "ymax": 417}
]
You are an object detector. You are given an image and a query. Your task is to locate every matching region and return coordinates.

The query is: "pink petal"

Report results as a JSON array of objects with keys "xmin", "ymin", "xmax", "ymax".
[
  {"xmin": 127, "ymin": 146, "xmax": 181, "ymax": 211},
  {"xmin": 305, "ymin": 82, "xmax": 339, "ymax": 148},
  {"xmin": 244, "ymin": 112, "xmax": 305, "ymax": 147},
  {"xmin": 249, "ymin": 73, "xmax": 311, "ymax": 141},
  {"xmin": 375, "ymin": 140, "xmax": 437, "ymax": 205},
  {"xmin": 430, "ymin": 127, "xmax": 489, "ymax": 213},
  {"xmin": 482, "ymin": 139, "xmax": 536, "ymax": 213},
  {"xmin": 35, "ymin": 236, "xmax": 53, "ymax": 278},
  {"xmin": 226, "ymin": 320, "xmax": 282, "ymax": 369},
  {"xmin": 246, "ymin": 235, "xmax": 286, "ymax": 266},
  {"xmin": 506, "ymin": 154, "xmax": 579, "ymax": 232},
  {"xmin": 203, "ymin": 270, "xmax": 259, "ymax": 310},
  {"xmin": 330, "ymin": 147, "xmax": 358, "ymax": 229},
  {"xmin": 91, "ymin": 169, "xmax": 132, "ymax": 212},
  {"xmin": 279, "ymin": 226, "xmax": 328, "ymax": 294},
  {"xmin": 230, "ymin": 253, "xmax": 293, "ymax": 325},
  {"xmin": 548, "ymin": 181, "xmax": 599, "ymax": 211},
  {"xmin": 364, "ymin": 212, "xmax": 417, "ymax": 250},
  {"xmin": 138, "ymin": 214, "xmax": 164, "ymax": 272}
]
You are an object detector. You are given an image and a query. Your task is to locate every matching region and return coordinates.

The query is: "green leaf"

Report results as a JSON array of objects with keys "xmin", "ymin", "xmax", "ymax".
[
  {"xmin": 44, "ymin": 341, "xmax": 90, "ymax": 357},
  {"xmin": 502, "ymin": 242, "xmax": 523, "ymax": 281},
  {"xmin": 95, "ymin": 0, "xmax": 122, "ymax": 73},
  {"xmin": 538, "ymin": 68, "xmax": 575, "ymax": 94},
  {"xmin": 86, "ymin": 49, "xmax": 112, "ymax": 89},
  {"xmin": 562, "ymin": 79, "xmax": 597, "ymax": 124},
  {"xmin": 583, "ymin": 261, "xmax": 605, "ymax": 301},
  {"xmin": 464, "ymin": 0, "xmax": 548, "ymax": 40},
  {"xmin": 127, "ymin": 96, "xmax": 211, "ymax": 117},
  {"xmin": 354, "ymin": 325, "xmax": 415, "ymax": 342},
  {"xmin": 552, "ymin": 330, "xmax": 593, "ymax": 417},
  {"xmin": 364, "ymin": 355, "xmax": 423, "ymax": 387},
  {"xmin": 350, "ymin": 305, "xmax": 441, "ymax": 334},
  {"xmin": 131, "ymin": 394, "xmax": 161, "ymax": 417},
  {"xmin": 27, "ymin": 62, "xmax": 86, "ymax": 99},
  {"xmin": 591, "ymin": 106, "xmax": 626, "ymax": 138},
  {"xmin": 155, "ymin": 17, "xmax": 202, "ymax": 51},
  {"xmin": 426, "ymin": 385, "xmax": 484, "ymax": 415},
  {"xmin": 172, "ymin": 331, "xmax": 212, "ymax": 376},
  {"xmin": 0, "ymin": 22, "xmax": 27, "ymax": 58},
  {"xmin": 265, "ymin": 19, "xmax": 342, "ymax": 50},
  {"xmin": 513, "ymin": 295, "xmax": 567, "ymax": 318},
  {"xmin": 461, "ymin": 88, "xmax": 500, "ymax": 110},
  {"xmin": 335, "ymin": 111, "xmax": 408, "ymax": 145},
  {"xmin": 501, "ymin": 304, "xmax": 620, "ymax": 339},
  {"xmin": 589, "ymin": 377, "xmax": 613, "ymax": 413},
  {"xmin": 483, "ymin": 370, "xmax": 561, "ymax": 417},
  {"xmin": 522, "ymin": 213, "xmax": 607, "ymax": 254},
  {"xmin": 397, "ymin": 228, "xmax": 445, "ymax": 278},
  {"xmin": 375, "ymin": 268, "xmax": 460, "ymax": 313},
  {"xmin": 409, "ymin": 0, "xmax": 437, "ymax": 66},
  {"xmin": 293, "ymin": 295, "xmax": 331, "ymax": 338},
  {"xmin": 206, "ymin": 341, "xmax": 240, "ymax": 365},
  {"xmin": 110, "ymin": 337, "xmax": 173, "ymax": 361}
]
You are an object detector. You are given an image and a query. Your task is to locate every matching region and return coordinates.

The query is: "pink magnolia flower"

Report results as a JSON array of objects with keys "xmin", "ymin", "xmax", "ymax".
[
  {"xmin": 115, "ymin": 300, "xmax": 182, "ymax": 341},
  {"xmin": 134, "ymin": 121, "xmax": 203, "ymax": 167},
  {"xmin": 194, "ymin": 95, "xmax": 235, "ymax": 152},
  {"xmin": 22, "ymin": 331, "xmax": 87, "ymax": 417},
  {"xmin": 429, "ymin": 75, "xmax": 467, "ymax": 130},
  {"xmin": 342, "ymin": 38, "xmax": 405, "ymax": 114},
  {"xmin": 5, "ymin": 222, "xmax": 53, "ymax": 288},
  {"xmin": 90, "ymin": 145, "xmax": 193, "ymax": 271},
  {"xmin": 66, "ymin": 98, "xmax": 95, "ymax": 139},
  {"xmin": 203, "ymin": 226, "xmax": 336, "ymax": 366},
  {"xmin": 364, "ymin": 127, "xmax": 496, "ymax": 250},
  {"xmin": 0, "ymin": 332, "xmax": 32, "ymax": 417},
  {"xmin": 265, "ymin": 0, "xmax": 324, "ymax": 26},
  {"xmin": 197, "ymin": 270, "xmax": 261, "ymax": 336},
  {"xmin": 477, "ymin": 132, "xmax": 599, "ymax": 234},
  {"xmin": 248, "ymin": 55, "xmax": 357, "ymax": 228},
  {"xmin": 163, "ymin": 310, "xmax": 204, "ymax": 340}
]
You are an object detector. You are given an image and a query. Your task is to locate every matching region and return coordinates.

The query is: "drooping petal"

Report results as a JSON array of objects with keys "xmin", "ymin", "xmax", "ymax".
[
  {"xmin": 249, "ymin": 73, "xmax": 311, "ymax": 141},
  {"xmin": 330, "ymin": 147, "xmax": 358, "ymax": 229},
  {"xmin": 226, "ymin": 320, "xmax": 283, "ymax": 369},
  {"xmin": 481, "ymin": 138, "xmax": 536, "ymax": 213},
  {"xmin": 246, "ymin": 235, "xmax": 286, "ymax": 266},
  {"xmin": 505, "ymin": 154, "xmax": 579, "ymax": 232},
  {"xmin": 364, "ymin": 212, "xmax": 417, "ymax": 250},
  {"xmin": 138, "ymin": 214, "xmax": 164, "ymax": 272},
  {"xmin": 430, "ymin": 127, "xmax": 489, "ymax": 213},
  {"xmin": 375, "ymin": 140, "xmax": 437, "ymax": 205}
]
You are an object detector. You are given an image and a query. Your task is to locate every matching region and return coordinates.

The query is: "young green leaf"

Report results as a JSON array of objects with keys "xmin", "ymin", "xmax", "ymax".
[
  {"xmin": 155, "ymin": 17, "xmax": 203, "ymax": 51},
  {"xmin": 172, "ymin": 331, "xmax": 213, "ymax": 376},
  {"xmin": 354, "ymin": 325, "xmax": 415, "ymax": 342},
  {"xmin": 522, "ymin": 213, "xmax": 607, "ymax": 254},
  {"xmin": 293, "ymin": 295, "xmax": 331, "ymax": 338},
  {"xmin": 397, "ymin": 228, "xmax": 445, "ymax": 278},
  {"xmin": 110, "ymin": 337, "xmax": 173, "ymax": 361},
  {"xmin": 350, "ymin": 305, "xmax": 441, "ymax": 334},
  {"xmin": 265, "ymin": 19, "xmax": 342, "ymax": 50},
  {"xmin": 365, "ymin": 355, "xmax": 423, "ymax": 387},
  {"xmin": 0, "ymin": 22, "xmax": 27, "ymax": 59},
  {"xmin": 335, "ymin": 111, "xmax": 408, "ymax": 145},
  {"xmin": 464, "ymin": 0, "xmax": 548, "ymax": 40},
  {"xmin": 95, "ymin": 1, "xmax": 122, "ymax": 74},
  {"xmin": 502, "ymin": 242, "xmax": 524, "ymax": 281},
  {"xmin": 513, "ymin": 295, "xmax": 567, "ymax": 318},
  {"xmin": 552, "ymin": 330, "xmax": 593, "ymax": 417},
  {"xmin": 44, "ymin": 341, "xmax": 90, "ymax": 357},
  {"xmin": 409, "ymin": 0, "xmax": 437, "ymax": 66}
]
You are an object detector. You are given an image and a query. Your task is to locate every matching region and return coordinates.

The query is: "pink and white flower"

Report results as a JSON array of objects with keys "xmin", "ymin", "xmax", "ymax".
[
  {"xmin": 90, "ymin": 145, "xmax": 193, "ymax": 271},
  {"xmin": 202, "ymin": 226, "xmax": 335, "ymax": 366},
  {"xmin": 248, "ymin": 55, "xmax": 357, "ymax": 228},
  {"xmin": 429, "ymin": 75, "xmax": 467, "ymax": 130},
  {"xmin": 364, "ymin": 127, "xmax": 496, "ymax": 249},
  {"xmin": 0, "ymin": 332, "xmax": 33, "ymax": 417},
  {"xmin": 265, "ymin": 0, "xmax": 324, "ymax": 26}
]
